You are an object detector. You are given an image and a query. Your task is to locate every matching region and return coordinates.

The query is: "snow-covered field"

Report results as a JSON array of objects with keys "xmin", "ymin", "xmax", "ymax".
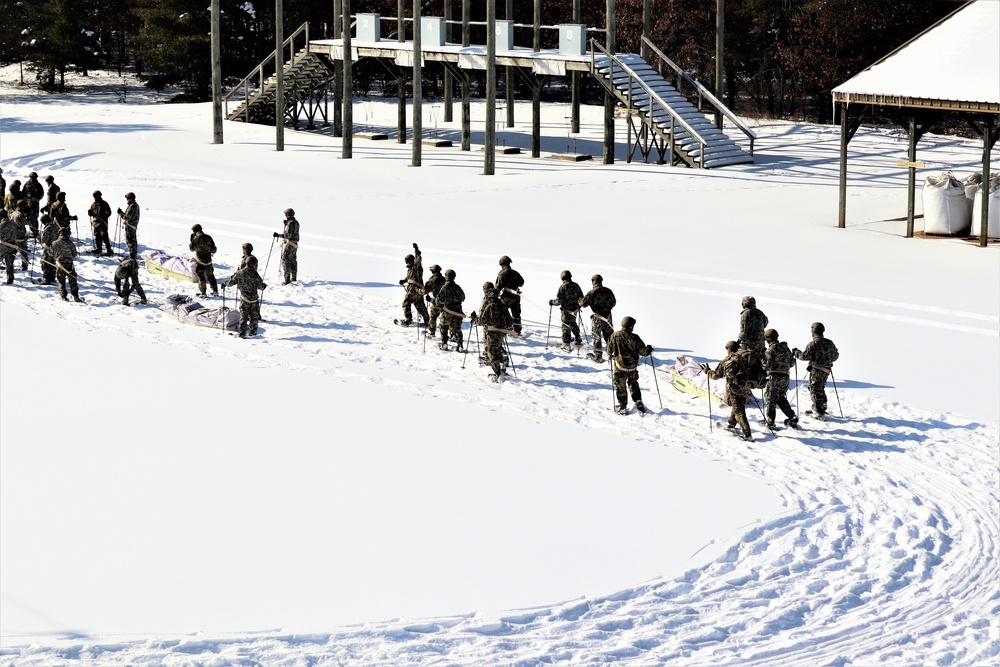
[{"xmin": 1, "ymin": 69, "xmax": 998, "ymax": 666}]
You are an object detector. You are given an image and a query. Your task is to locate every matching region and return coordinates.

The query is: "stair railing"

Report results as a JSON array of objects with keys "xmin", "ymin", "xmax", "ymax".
[
  {"xmin": 641, "ymin": 36, "xmax": 755, "ymax": 155},
  {"xmin": 224, "ymin": 22, "xmax": 311, "ymax": 121},
  {"xmin": 591, "ymin": 39, "xmax": 707, "ymax": 166}
]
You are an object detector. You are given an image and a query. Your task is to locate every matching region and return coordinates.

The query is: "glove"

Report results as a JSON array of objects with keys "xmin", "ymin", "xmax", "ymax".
[
  {"xmin": 116, "ymin": 208, "xmax": 124, "ymax": 216},
  {"xmin": 700, "ymin": 363, "xmax": 710, "ymax": 373},
  {"xmin": 273, "ymin": 232, "xmax": 281, "ymax": 238},
  {"xmin": 69, "ymin": 215, "xmax": 78, "ymax": 221},
  {"xmin": 469, "ymin": 310, "xmax": 477, "ymax": 323},
  {"xmin": 792, "ymin": 348, "xmax": 800, "ymax": 356},
  {"xmin": 646, "ymin": 346, "xmax": 654, "ymax": 354},
  {"xmin": 425, "ymin": 295, "xmax": 433, "ymax": 303},
  {"xmin": 261, "ymin": 283, "xmax": 267, "ymax": 290},
  {"xmin": 398, "ymin": 279, "xmax": 406, "ymax": 286},
  {"xmin": 548, "ymin": 299, "xmax": 558, "ymax": 306},
  {"xmin": 412, "ymin": 242, "xmax": 419, "ymax": 251}
]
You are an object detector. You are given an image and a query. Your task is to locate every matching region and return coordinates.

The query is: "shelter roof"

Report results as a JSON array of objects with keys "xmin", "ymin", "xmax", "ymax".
[{"xmin": 833, "ymin": 0, "xmax": 1000, "ymax": 112}]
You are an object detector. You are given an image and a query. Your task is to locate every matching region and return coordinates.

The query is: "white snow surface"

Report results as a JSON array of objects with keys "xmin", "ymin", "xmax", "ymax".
[{"xmin": 1, "ymin": 70, "xmax": 999, "ymax": 665}]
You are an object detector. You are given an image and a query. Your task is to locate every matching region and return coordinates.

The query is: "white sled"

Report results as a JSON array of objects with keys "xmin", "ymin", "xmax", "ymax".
[{"xmin": 159, "ymin": 294, "xmax": 239, "ymax": 331}]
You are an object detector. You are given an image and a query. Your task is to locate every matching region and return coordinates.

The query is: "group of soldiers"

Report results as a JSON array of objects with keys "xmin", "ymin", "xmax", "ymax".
[{"xmin": 395, "ymin": 244, "xmax": 840, "ymax": 435}]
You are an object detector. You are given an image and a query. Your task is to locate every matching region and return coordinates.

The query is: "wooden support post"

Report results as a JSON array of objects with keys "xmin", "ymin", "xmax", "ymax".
[
  {"xmin": 485, "ymin": 0, "xmax": 496, "ymax": 175},
  {"xmin": 412, "ymin": 0, "xmax": 422, "ymax": 167},
  {"xmin": 906, "ymin": 114, "xmax": 917, "ymax": 238},
  {"xmin": 211, "ymin": 0, "xmax": 223, "ymax": 144},
  {"xmin": 275, "ymin": 0, "xmax": 284, "ymax": 151},
  {"xmin": 714, "ymin": 0, "xmax": 724, "ymax": 130},
  {"xmin": 461, "ymin": 0, "xmax": 471, "ymax": 151},
  {"xmin": 333, "ymin": 0, "xmax": 343, "ymax": 137},
  {"xmin": 838, "ymin": 101, "xmax": 848, "ymax": 229},
  {"xmin": 532, "ymin": 76, "xmax": 542, "ymax": 158},
  {"xmin": 444, "ymin": 0, "xmax": 453, "ymax": 122},
  {"xmin": 506, "ymin": 0, "xmax": 514, "ymax": 128},
  {"xmin": 571, "ymin": 0, "xmax": 581, "ymax": 135},
  {"xmin": 533, "ymin": 0, "xmax": 541, "ymax": 51},
  {"xmin": 641, "ymin": 0, "xmax": 649, "ymax": 61},
  {"xmin": 981, "ymin": 115, "xmax": 994, "ymax": 248},
  {"xmin": 342, "ymin": 0, "xmax": 353, "ymax": 158},
  {"xmin": 603, "ymin": 0, "xmax": 616, "ymax": 165},
  {"xmin": 397, "ymin": 0, "xmax": 406, "ymax": 144}
]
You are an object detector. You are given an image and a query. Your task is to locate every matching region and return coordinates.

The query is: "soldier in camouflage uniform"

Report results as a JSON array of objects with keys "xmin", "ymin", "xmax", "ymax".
[
  {"xmin": 704, "ymin": 340, "xmax": 753, "ymax": 441},
  {"xmin": 422, "ymin": 263, "xmax": 446, "ymax": 337},
  {"xmin": 38, "ymin": 214, "xmax": 58, "ymax": 284},
  {"xmin": 49, "ymin": 191, "xmax": 77, "ymax": 234},
  {"xmin": 580, "ymin": 274, "xmax": 616, "ymax": 363},
  {"xmin": 44, "ymin": 175, "xmax": 60, "ymax": 213},
  {"xmin": 763, "ymin": 329, "xmax": 798, "ymax": 428},
  {"xmin": 9, "ymin": 200, "xmax": 30, "ymax": 270},
  {"xmin": 4, "ymin": 180, "xmax": 22, "ymax": 215},
  {"xmin": 273, "ymin": 207, "xmax": 300, "ymax": 283},
  {"xmin": 435, "ymin": 269, "xmax": 466, "ymax": 351},
  {"xmin": 0, "ymin": 168, "xmax": 5, "ymax": 202},
  {"xmin": 738, "ymin": 295, "xmax": 769, "ymax": 357},
  {"xmin": 495, "ymin": 255, "xmax": 524, "ymax": 335},
  {"xmin": 88, "ymin": 190, "xmax": 114, "ymax": 255},
  {"xmin": 793, "ymin": 322, "xmax": 840, "ymax": 420},
  {"xmin": 475, "ymin": 281, "xmax": 514, "ymax": 381},
  {"xmin": 606, "ymin": 316, "xmax": 653, "ymax": 413},
  {"xmin": 189, "ymin": 223, "xmax": 219, "ymax": 296},
  {"xmin": 52, "ymin": 228, "xmax": 82, "ymax": 302},
  {"xmin": 239, "ymin": 242, "xmax": 256, "ymax": 269},
  {"xmin": 23, "ymin": 172, "xmax": 43, "ymax": 239},
  {"xmin": 114, "ymin": 257, "xmax": 148, "ymax": 306},
  {"xmin": 548, "ymin": 269, "xmax": 584, "ymax": 351},
  {"xmin": 117, "ymin": 192, "xmax": 140, "ymax": 260},
  {"xmin": 398, "ymin": 242, "xmax": 429, "ymax": 326},
  {"xmin": 0, "ymin": 210, "xmax": 18, "ymax": 284},
  {"xmin": 222, "ymin": 255, "xmax": 267, "ymax": 338}
]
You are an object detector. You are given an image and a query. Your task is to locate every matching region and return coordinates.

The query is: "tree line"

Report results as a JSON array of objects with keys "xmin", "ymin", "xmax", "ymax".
[{"xmin": 0, "ymin": 0, "xmax": 960, "ymax": 122}]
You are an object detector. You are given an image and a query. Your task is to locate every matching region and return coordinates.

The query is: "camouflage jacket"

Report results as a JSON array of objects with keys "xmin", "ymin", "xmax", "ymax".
[
  {"xmin": 554, "ymin": 280, "xmax": 584, "ymax": 311},
  {"xmin": 739, "ymin": 306, "xmax": 769, "ymax": 351},
  {"xmin": 764, "ymin": 340, "xmax": 794, "ymax": 376},
  {"xmin": 123, "ymin": 202, "xmax": 140, "ymax": 229},
  {"xmin": 0, "ymin": 218, "xmax": 18, "ymax": 255},
  {"xmin": 707, "ymin": 351, "xmax": 750, "ymax": 395},
  {"xmin": 607, "ymin": 329, "xmax": 651, "ymax": 370},
  {"xmin": 23, "ymin": 179, "xmax": 43, "ymax": 204},
  {"xmin": 795, "ymin": 336, "xmax": 839, "ymax": 370},
  {"xmin": 89, "ymin": 198, "xmax": 111, "ymax": 224},
  {"xmin": 41, "ymin": 222, "xmax": 59, "ymax": 250},
  {"xmin": 4, "ymin": 190, "xmax": 22, "ymax": 214},
  {"xmin": 281, "ymin": 217, "xmax": 300, "ymax": 243},
  {"xmin": 50, "ymin": 201, "xmax": 71, "ymax": 227},
  {"xmin": 46, "ymin": 183, "xmax": 60, "ymax": 208},
  {"xmin": 436, "ymin": 280, "xmax": 465, "ymax": 314},
  {"xmin": 423, "ymin": 273, "xmax": 446, "ymax": 299},
  {"xmin": 479, "ymin": 295, "xmax": 513, "ymax": 332},
  {"xmin": 239, "ymin": 253, "xmax": 257, "ymax": 269},
  {"xmin": 115, "ymin": 257, "xmax": 141, "ymax": 281},
  {"xmin": 9, "ymin": 211, "xmax": 28, "ymax": 241},
  {"xmin": 51, "ymin": 236, "xmax": 77, "ymax": 264},
  {"xmin": 225, "ymin": 265, "xmax": 266, "ymax": 302},
  {"xmin": 580, "ymin": 285, "xmax": 616, "ymax": 318},
  {"xmin": 495, "ymin": 266, "xmax": 524, "ymax": 299},
  {"xmin": 402, "ymin": 248, "xmax": 423, "ymax": 294},
  {"xmin": 189, "ymin": 232, "xmax": 217, "ymax": 263}
]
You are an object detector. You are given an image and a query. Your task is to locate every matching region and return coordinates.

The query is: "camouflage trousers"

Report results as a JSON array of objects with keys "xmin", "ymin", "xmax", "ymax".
[
  {"xmin": 500, "ymin": 293, "xmax": 522, "ymax": 334},
  {"xmin": 55, "ymin": 261, "xmax": 79, "ymax": 300},
  {"xmin": 1, "ymin": 251, "xmax": 14, "ymax": 282},
  {"xmin": 282, "ymin": 243, "xmax": 297, "ymax": 282},
  {"xmin": 195, "ymin": 261, "xmax": 217, "ymax": 295},
  {"xmin": 402, "ymin": 290, "xmax": 429, "ymax": 324},
  {"xmin": 92, "ymin": 221, "xmax": 112, "ymax": 254},
  {"xmin": 16, "ymin": 238, "xmax": 28, "ymax": 267},
  {"xmin": 40, "ymin": 250, "xmax": 55, "ymax": 283},
  {"xmin": 613, "ymin": 367, "xmax": 642, "ymax": 409},
  {"xmin": 484, "ymin": 331, "xmax": 506, "ymax": 376},
  {"xmin": 427, "ymin": 304, "xmax": 440, "ymax": 335},
  {"xmin": 764, "ymin": 372, "xmax": 796, "ymax": 424},
  {"xmin": 238, "ymin": 298, "xmax": 261, "ymax": 336},
  {"xmin": 115, "ymin": 274, "xmax": 146, "ymax": 305},
  {"xmin": 591, "ymin": 314, "xmax": 613, "ymax": 353},
  {"xmin": 808, "ymin": 367, "xmax": 831, "ymax": 416},
  {"xmin": 125, "ymin": 227, "xmax": 137, "ymax": 260},
  {"xmin": 727, "ymin": 390, "xmax": 752, "ymax": 437},
  {"xmin": 560, "ymin": 309, "xmax": 581, "ymax": 345},
  {"xmin": 440, "ymin": 311, "xmax": 464, "ymax": 348}
]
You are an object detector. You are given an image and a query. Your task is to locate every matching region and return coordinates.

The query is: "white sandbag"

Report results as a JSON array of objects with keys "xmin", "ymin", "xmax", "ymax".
[
  {"xmin": 922, "ymin": 172, "xmax": 971, "ymax": 235},
  {"xmin": 970, "ymin": 174, "xmax": 1000, "ymax": 238},
  {"xmin": 961, "ymin": 173, "xmax": 981, "ymax": 220}
]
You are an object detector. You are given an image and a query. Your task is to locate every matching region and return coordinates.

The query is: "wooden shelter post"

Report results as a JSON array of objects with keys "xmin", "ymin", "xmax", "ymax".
[
  {"xmin": 641, "ymin": 0, "xmax": 650, "ymax": 60},
  {"xmin": 603, "ymin": 0, "xmax": 616, "ymax": 165},
  {"xmin": 484, "ymin": 0, "xmax": 496, "ymax": 175},
  {"xmin": 275, "ymin": 0, "xmax": 284, "ymax": 151},
  {"xmin": 444, "ymin": 0, "xmax": 453, "ymax": 122},
  {"xmin": 571, "ymin": 0, "xmax": 581, "ymax": 134},
  {"xmin": 980, "ymin": 115, "xmax": 995, "ymax": 248},
  {"xmin": 906, "ymin": 115, "xmax": 917, "ymax": 238},
  {"xmin": 342, "ymin": 0, "xmax": 353, "ymax": 158},
  {"xmin": 332, "ymin": 0, "xmax": 343, "ymax": 137},
  {"xmin": 397, "ymin": 0, "xmax": 407, "ymax": 144},
  {"xmin": 530, "ymin": 0, "xmax": 542, "ymax": 157},
  {"xmin": 412, "ymin": 0, "xmax": 422, "ymax": 167},
  {"xmin": 461, "ymin": 0, "xmax": 471, "ymax": 151},
  {"xmin": 838, "ymin": 102, "xmax": 848, "ymax": 228},
  {"xmin": 506, "ymin": 0, "xmax": 514, "ymax": 128}
]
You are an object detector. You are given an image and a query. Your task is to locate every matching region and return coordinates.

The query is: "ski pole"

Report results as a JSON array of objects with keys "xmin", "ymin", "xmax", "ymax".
[
  {"xmin": 114, "ymin": 214, "xmax": 122, "ymax": 255},
  {"xmin": 577, "ymin": 310, "xmax": 591, "ymax": 348},
  {"xmin": 262, "ymin": 235, "xmax": 277, "ymax": 281},
  {"xmin": 221, "ymin": 283, "xmax": 227, "ymax": 335},
  {"xmin": 609, "ymin": 356, "xmax": 617, "ymax": 413},
  {"xmin": 545, "ymin": 302, "xmax": 552, "ymax": 350},
  {"xmin": 461, "ymin": 318, "xmax": 470, "ymax": 369},
  {"xmin": 28, "ymin": 237, "xmax": 37, "ymax": 281},
  {"xmin": 751, "ymin": 391, "xmax": 776, "ymax": 435},
  {"xmin": 830, "ymin": 370, "xmax": 844, "ymax": 418},
  {"xmin": 648, "ymin": 353, "xmax": 663, "ymax": 410},
  {"xmin": 706, "ymin": 371, "xmax": 713, "ymax": 432},
  {"xmin": 794, "ymin": 359, "xmax": 800, "ymax": 414},
  {"xmin": 504, "ymin": 336, "xmax": 517, "ymax": 378},
  {"xmin": 474, "ymin": 320, "xmax": 481, "ymax": 365}
]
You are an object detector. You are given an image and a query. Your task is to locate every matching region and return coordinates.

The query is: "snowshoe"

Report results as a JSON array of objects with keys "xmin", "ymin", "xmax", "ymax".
[
  {"xmin": 784, "ymin": 417, "xmax": 800, "ymax": 429},
  {"xmin": 635, "ymin": 401, "xmax": 648, "ymax": 413},
  {"xmin": 737, "ymin": 432, "xmax": 755, "ymax": 442},
  {"xmin": 394, "ymin": 318, "xmax": 413, "ymax": 327},
  {"xmin": 586, "ymin": 352, "xmax": 604, "ymax": 363},
  {"xmin": 617, "ymin": 406, "xmax": 631, "ymax": 416},
  {"xmin": 438, "ymin": 343, "xmax": 450, "ymax": 351}
]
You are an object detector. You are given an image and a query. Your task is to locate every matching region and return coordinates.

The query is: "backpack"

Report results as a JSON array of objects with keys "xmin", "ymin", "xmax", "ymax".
[
  {"xmin": 727, "ymin": 350, "xmax": 764, "ymax": 392},
  {"xmin": 746, "ymin": 349, "xmax": 768, "ymax": 389}
]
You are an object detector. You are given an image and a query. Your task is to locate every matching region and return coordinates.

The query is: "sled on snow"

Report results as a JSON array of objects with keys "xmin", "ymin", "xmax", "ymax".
[
  {"xmin": 160, "ymin": 294, "xmax": 239, "ymax": 331},
  {"xmin": 142, "ymin": 250, "xmax": 198, "ymax": 283},
  {"xmin": 667, "ymin": 355, "xmax": 728, "ymax": 406}
]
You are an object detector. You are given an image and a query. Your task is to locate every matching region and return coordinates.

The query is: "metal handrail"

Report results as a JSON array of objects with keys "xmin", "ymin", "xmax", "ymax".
[
  {"xmin": 224, "ymin": 22, "xmax": 311, "ymax": 119},
  {"xmin": 590, "ymin": 39, "xmax": 707, "ymax": 157},
  {"xmin": 641, "ymin": 35, "xmax": 756, "ymax": 150}
]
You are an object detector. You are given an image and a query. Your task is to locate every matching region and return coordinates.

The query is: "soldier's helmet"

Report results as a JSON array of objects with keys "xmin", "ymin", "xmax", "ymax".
[
  {"xmin": 725, "ymin": 340, "xmax": 739, "ymax": 352},
  {"xmin": 93, "ymin": 190, "xmax": 102, "ymax": 198},
  {"xmin": 742, "ymin": 295, "xmax": 756, "ymax": 309},
  {"xmin": 811, "ymin": 322, "xmax": 825, "ymax": 335},
  {"xmin": 764, "ymin": 328, "xmax": 779, "ymax": 342},
  {"xmin": 284, "ymin": 207, "xmax": 295, "ymax": 217},
  {"xmin": 404, "ymin": 253, "xmax": 415, "ymax": 265},
  {"xmin": 191, "ymin": 223, "xmax": 203, "ymax": 233},
  {"xmin": 483, "ymin": 281, "xmax": 496, "ymax": 293},
  {"xmin": 560, "ymin": 269, "xmax": 572, "ymax": 281},
  {"xmin": 56, "ymin": 191, "xmax": 65, "ymax": 201},
  {"xmin": 445, "ymin": 269, "xmax": 456, "ymax": 280},
  {"xmin": 242, "ymin": 242, "xmax": 253, "ymax": 253},
  {"xmin": 621, "ymin": 316, "xmax": 636, "ymax": 330},
  {"xmin": 498, "ymin": 255, "xmax": 511, "ymax": 266},
  {"xmin": 16, "ymin": 199, "xmax": 27, "ymax": 210},
  {"xmin": 592, "ymin": 273, "xmax": 603, "ymax": 285},
  {"xmin": 429, "ymin": 264, "xmax": 441, "ymax": 274},
  {"xmin": 125, "ymin": 192, "xmax": 135, "ymax": 200},
  {"xmin": 29, "ymin": 172, "xmax": 38, "ymax": 179},
  {"xmin": 59, "ymin": 227, "xmax": 70, "ymax": 237},
  {"xmin": 11, "ymin": 179, "xmax": 21, "ymax": 189},
  {"xmin": 40, "ymin": 214, "xmax": 51, "ymax": 224},
  {"xmin": 44, "ymin": 175, "xmax": 54, "ymax": 183}
]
